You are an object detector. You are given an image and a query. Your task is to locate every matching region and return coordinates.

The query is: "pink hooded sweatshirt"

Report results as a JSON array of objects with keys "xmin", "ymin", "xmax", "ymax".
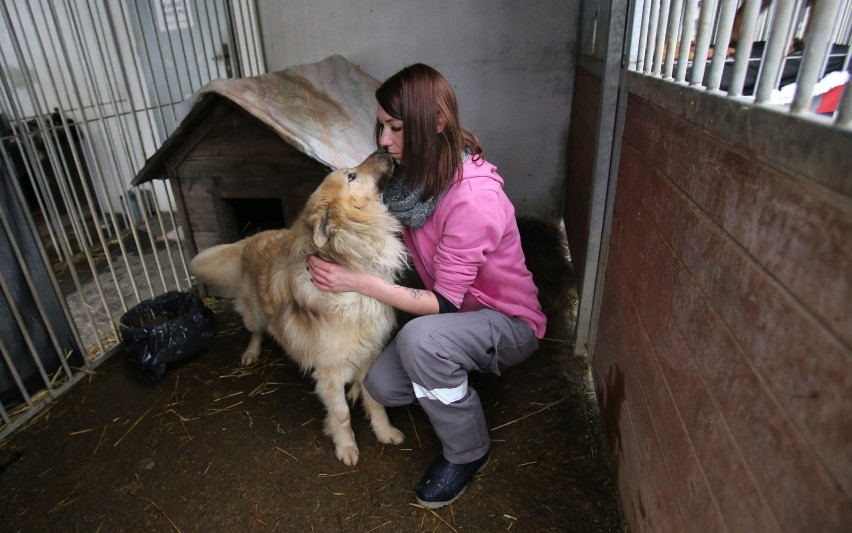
[{"xmin": 403, "ymin": 156, "xmax": 547, "ymax": 338}]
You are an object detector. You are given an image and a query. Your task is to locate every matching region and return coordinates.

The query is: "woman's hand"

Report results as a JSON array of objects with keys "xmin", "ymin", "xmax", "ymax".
[
  {"xmin": 307, "ymin": 255, "xmax": 363, "ymax": 293},
  {"xmin": 308, "ymin": 255, "xmax": 440, "ymax": 316}
]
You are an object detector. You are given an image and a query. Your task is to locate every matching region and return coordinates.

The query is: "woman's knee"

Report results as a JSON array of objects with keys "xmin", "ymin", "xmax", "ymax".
[
  {"xmin": 395, "ymin": 318, "xmax": 436, "ymax": 371},
  {"xmin": 364, "ymin": 352, "xmax": 414, "ymax": 407}
]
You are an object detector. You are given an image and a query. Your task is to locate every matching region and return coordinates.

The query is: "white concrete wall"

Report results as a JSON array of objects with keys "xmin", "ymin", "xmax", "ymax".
[{"xmin": 256, "ymin": 0, "xmax": 579, "ymax": 221}]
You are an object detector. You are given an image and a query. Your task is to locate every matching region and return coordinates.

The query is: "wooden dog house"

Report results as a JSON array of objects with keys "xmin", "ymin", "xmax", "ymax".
[{"xmin": 131, "ymin": 55, "xmax": 380, "ymax": 257}]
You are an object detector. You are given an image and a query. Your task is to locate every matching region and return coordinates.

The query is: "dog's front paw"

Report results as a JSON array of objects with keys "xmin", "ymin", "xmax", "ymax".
[
  {"xmin": 374, "ymin": 425, "xmax": 405, "ymax": 445},
  {"xmin": 240, "ymin": 350, "xmax": 259, "ymax": 366},
  {"xmin": 336, "ymin": 443, "xmax": 360, "ymax": 466}
]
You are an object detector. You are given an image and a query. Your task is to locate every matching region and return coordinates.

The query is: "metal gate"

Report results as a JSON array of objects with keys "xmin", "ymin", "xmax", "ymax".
[{"xmin": 0, "ymin": 0, "xmax": 265, "ymax": 438}]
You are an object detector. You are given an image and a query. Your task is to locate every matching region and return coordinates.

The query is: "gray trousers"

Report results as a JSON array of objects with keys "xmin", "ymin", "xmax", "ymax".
[{"xmin": 363, "ymin": 308, "xmax": 539, "ymax": 463}]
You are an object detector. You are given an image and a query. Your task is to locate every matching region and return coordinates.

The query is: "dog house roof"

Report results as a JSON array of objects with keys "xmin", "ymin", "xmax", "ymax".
[{"xmin": 132, "ymin": 55, "xmax": 379, "ymax": 186}]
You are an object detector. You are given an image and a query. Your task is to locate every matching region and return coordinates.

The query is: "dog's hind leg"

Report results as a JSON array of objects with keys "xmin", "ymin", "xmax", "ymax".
[
  {"xmin": 313, "ymin": 367, "xmax": 359, "ymax": 465},
  {"xmin": 236, "ymin": 295, "xmax": 266, "ymax": 366}
]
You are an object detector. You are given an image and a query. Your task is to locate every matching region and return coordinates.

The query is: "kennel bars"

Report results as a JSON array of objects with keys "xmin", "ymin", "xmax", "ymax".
[{"xmin": 0, "ymin": 0, "xmax": 265, "ymax": 439}]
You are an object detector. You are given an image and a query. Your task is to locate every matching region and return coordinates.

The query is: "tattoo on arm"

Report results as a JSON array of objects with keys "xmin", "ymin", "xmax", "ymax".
[{"xmin": 383, "ymin": 281, "xmax": 422, "ymax": 300}]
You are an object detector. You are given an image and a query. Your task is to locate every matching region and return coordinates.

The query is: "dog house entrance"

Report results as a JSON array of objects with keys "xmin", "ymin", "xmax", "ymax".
[{"xmin": 227, "ymin": 198, "xmax": 287, "ymax": 240}]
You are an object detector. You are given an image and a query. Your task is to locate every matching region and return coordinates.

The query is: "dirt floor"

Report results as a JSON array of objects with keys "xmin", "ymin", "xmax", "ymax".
[{"xmin": 0, "ymin": 219, "xmax": 625, "ymax": 532}]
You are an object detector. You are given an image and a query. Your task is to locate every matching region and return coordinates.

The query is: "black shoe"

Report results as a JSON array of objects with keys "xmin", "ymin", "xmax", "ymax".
[{"xmin": 415, "ymin": 451, "xmax": 490, "ymax": 509}]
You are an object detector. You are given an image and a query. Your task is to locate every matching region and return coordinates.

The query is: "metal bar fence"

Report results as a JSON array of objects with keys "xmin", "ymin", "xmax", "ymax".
[
  {"xmin": 628, "ymin": 0, "xmax": 852, "ymax": 128},
  {"xmin": 0, "ymin": 0, "xmax": 265, "ymax": 439}
]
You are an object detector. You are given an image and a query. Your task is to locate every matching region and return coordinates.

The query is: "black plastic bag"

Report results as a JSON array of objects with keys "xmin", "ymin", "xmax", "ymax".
[{"xmin": 119, "ymin": 291, "xmax": 215, "ymax": 384}]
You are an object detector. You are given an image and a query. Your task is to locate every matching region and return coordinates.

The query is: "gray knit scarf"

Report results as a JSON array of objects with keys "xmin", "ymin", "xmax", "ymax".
[
  {"xmin": 382, "ymin": 176, "xmax": 441, "ymax": 229},
  {"xmin": 382, "ymin": 150, "xmax": 469, "ymax": 229}
]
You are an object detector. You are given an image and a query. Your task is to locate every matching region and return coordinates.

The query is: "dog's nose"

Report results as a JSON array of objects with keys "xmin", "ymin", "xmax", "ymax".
[{"xmin": 371, "ymin": 149, "xmax": 394, "ymax": 173}]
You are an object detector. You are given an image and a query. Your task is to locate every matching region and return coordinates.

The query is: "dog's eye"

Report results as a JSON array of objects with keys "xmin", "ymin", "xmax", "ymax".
[{"xmin": 347, "ymin": 172, "xmax": 357, "ymax": 182}]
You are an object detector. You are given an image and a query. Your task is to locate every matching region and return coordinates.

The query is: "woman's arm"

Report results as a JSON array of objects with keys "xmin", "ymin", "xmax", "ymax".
[{"xmin": 307, "ymin": 255, "xmax": 440, "ymax": 316}]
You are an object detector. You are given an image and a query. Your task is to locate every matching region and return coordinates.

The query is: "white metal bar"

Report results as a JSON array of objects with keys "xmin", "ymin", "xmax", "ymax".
[
  {"xmin": 728, "ymin": 0, "xmax": 763, "ymax": 97},
  {"xmin": 706, "ymin": 0, "xmax": 740, "ymax": 91},
  {"xmin": 663, "ymin": 0, "xmax": 685, "ymax": 79},
  {"xmin": 0, "ymin": 207, "xmax": 76, "ymax": 382},
  {"xmin": 653, "ymin": 0, "xmax": 673, "ymax": 75},
  {"xmin": 62, "ymin": 0, "xmax": 143, "ymax": 307},
  {"xmin": 675, "ymin": 0, "xmax": 700, "ymax": 82},
  {"xmin": 791, "ymin": 0, "xmax": 843, "ymax": 113},
  {"xmin": 0, "ymin": 272, "xmax": 54, "ymax": 391},
  {"xmin": 755, "ymin": 0, "xmax": 797, "ymax": 104},
  {"xmin": 635, "ymin": 0, "xmax": 651, "ymax": 70},
  {"xmin": 644, "ymin": 0, "xmax": 661, "ymax": 74},
  {"xmin": 107, "ymin": 1, "xmax": 182, "ymax": 292},
  {"xmin": 690, "ymin": 0, "xmax": 718, "ymax": 85}
]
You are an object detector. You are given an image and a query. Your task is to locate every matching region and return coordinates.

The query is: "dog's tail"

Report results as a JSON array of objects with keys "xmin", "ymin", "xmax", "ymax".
[{"xmin": 189, "ymin": 242, "xmax": 245, "ymax": 298}]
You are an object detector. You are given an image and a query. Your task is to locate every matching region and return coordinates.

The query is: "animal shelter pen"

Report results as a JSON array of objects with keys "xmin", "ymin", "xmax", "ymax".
[
  {"xmin": 0, "ymin": 0, "xmax": 850, "ymax": 529},
  {"xmin": 0, "ymin": 0, "xmax": 265, "ymax": 438}
]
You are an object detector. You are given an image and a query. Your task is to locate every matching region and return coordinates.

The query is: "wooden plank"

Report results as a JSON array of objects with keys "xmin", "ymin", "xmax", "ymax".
[
  {"xmin": 596, "ymin": 271, "xmax": 691, "ymax": 532},
  {"xmin": 617, "ymin": 139, "xmax": 850, "ymax": 530},
  {"xmin": 623, "ymin": 127, "xmax": 852, "ymax": 494},
  {"xmin": 564, "ymin": 67, "xmax": 601, "ymax": 289},
  {"xmin": 211, "ymin": 175, "xmax": 322, "ymax": 199},
  {"xmin": 176, "ymin": 157, "xmax": 328, "ymax": 179},
  {"xmin": 203, "ymin": 100, "xmax": 272, "ymax": 139},
  {"xmin": 629, "ymin": 95, "xmax": 852, "ymax": 348},
  {"xmin": 603, "ymin": 222, "xmax": 726, "ymax": 530},
  {"xmin": 616, "ymin": 148, "xmax": 782, "ymax": 531}
]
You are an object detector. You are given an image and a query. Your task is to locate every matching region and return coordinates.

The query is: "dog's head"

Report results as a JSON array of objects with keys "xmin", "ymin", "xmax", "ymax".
[{"xmin": 305, "ymin": 151, "xmax": 396, "ymax": 251}]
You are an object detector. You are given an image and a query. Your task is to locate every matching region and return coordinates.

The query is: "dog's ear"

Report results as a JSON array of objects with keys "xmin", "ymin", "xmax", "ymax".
[{"xmin": 310, "ymin": 204, "xmax": 332, "ymax": 248}]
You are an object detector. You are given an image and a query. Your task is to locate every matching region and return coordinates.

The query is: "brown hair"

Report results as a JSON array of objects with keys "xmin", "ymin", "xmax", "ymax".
[{"xmin": 375, "ymin": 64, "xmax": 482, "ymax": 200}]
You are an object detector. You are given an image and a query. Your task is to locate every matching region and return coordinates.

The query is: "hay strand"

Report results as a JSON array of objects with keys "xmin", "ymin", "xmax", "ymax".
[
  {"xmin": 128, "ymin": 491, "xmax": 182, "ymax": 532},
  {"xmin": 408, "ymin": 503, "xmax": 458, "ymax": 532},
  {"xmin": 490, "ymin": 396, "xmax": 567, "ymax": 431}
]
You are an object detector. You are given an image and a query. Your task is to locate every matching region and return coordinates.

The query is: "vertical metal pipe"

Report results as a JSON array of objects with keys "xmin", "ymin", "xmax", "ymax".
[
  {"xmin": 675, "ymin": 0, "xmax": 700, "ymax": 82},
  {"xmin": 791, "ymin": 0, "xmax": 843, "ymax": 113},
  {"xmin": 0, "ymin": 337, "xmax": 34, "ymax": 409},
  {"xmin": 246, "ymin": 0, "xmax": 264, "ymax": 74},
  {"xmin": 644, "ymin": 0, "xmax": 661, "ymax": 74},
  {"xmin": 663, "ymin": 0, "xmax": 684, "ymax": 79},
  {"xmin": 211, "ymin": 0, "xmax": 231, "ymax": 78},
  {"xmin": 48, "ymin": 0, "xmax": 133, "ymax": 323},
  {"xmin": 728, "ymin": 0, "xmax": 763, "ymax": 97},
  {"xmin": 636, "ymin": 0, "xmax": 653, "ymax": 71},
  {"xmin": 0, "ymin": 270, "xmax": 54, "ymax": 391},
  {"xmin": 225, "ymin": 0, "xmax": 244, "ymax": 78},
  {"xmin": 103, "ymin": 1, "xmax": 174, "ymax": 295},
  {"xmin": 109, "ymin": 0, "xmax": 186, "ymax": 291},
  {"xmin": 0, "ymin": 206, "xmax": 75, "ymax": 381},
  {"xmin": 192, "ymin": 0, "xmax": 216, "ymax": 84},
  {"xmin": 0, "ymin": 5, "xmax": 75, "ymax": 263},
  {"xmin": 706, "ymin": 0, "xmax": 740, "ymax": 91},
  {"xmin": 65, "ymin": 0, "xmax": 145, "ymax": 304},
  {"xmin": 653, "ymin": 0, "xmax": 672, "ymax": 75},
  {"xmin": 690, "ymin": 0, "xmax": 718, "ymax": 86},
  {"xmin": 755, "ymin": 0, "xmax": 797, "ymax": 104},
  {"xmin": 0, "ymin": 4, "xmax": 108, "ymax": 356}
]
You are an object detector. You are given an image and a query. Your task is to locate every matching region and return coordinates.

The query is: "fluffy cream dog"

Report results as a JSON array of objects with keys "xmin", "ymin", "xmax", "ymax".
[{"xmin": 189, "ymin": 151, "xmax": 406, "ymax": 465}]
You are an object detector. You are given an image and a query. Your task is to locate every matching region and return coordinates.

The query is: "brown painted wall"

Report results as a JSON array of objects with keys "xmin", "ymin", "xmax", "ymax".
[
  {"xmin": 573, "ymin": 70, "xmax": 851, "ymax": 531},
  {"xmin": 563, "ymin": 66, "xmax": 600, "ymax": 291}
]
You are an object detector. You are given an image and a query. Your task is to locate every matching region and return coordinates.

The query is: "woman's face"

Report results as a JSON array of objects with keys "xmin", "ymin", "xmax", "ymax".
[{"xmin": 376, "ymin": 104, "xmax": 404, "ymax": 164}]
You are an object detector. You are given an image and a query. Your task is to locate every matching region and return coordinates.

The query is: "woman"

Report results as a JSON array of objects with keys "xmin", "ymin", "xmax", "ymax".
[{"xmin": 308, "ymin": 63, "xmax": 546, "ymax": 508}]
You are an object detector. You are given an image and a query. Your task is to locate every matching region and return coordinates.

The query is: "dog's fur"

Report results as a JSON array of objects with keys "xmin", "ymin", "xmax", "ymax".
[{"xmin": 189, "ymin": 152, "xmax": 407, "ymax": 465}]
